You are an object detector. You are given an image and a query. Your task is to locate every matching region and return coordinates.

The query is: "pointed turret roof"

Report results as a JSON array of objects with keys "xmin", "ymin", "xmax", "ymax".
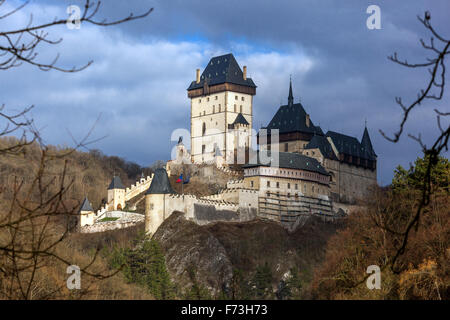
[
  {"xmin": 187, "ymin": 53, "xmax": 256, "ymax": 91},
  {"xmin": 288, "ymin": 77, "xmax": 294, "ymax": 106},
  {"xmin": 145, "ymin": 168, "xmax": 175, "ymax": 195},
  {"xmin": 108, "ymin": 176, "xmax": 125, "ymax": 190},
  {"xmin": 260, "ymin": 79, "xmax": 322, "ymax": 136},
  {"xmin": 79, "ymin": 196, "xmax": 93, "ymax": 212},
  {"xmin": 361, "ymin": 127, "xmax": 377, "ymax": 160},
  {"xmin": 232, "ymin": 113, "xmax": 249, "ymax": 126}
]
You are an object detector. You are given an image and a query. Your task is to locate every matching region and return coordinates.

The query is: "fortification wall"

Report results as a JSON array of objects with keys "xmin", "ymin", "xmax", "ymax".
[
  {"xmin": 80, "ymin": 212, "xmax": 144, "ymax": 233},
  {"xmin": 338, "ymin": 163, "xmax": 377, "ymax": 203},
  {"xmin": 125, "ymin": 175, "xmax": 153, "ymax": 201}
]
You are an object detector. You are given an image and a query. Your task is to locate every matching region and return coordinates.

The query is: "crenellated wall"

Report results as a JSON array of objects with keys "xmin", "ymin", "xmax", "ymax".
[{"xmin": 125, "ymin": 175, "xmax": 153, "ymax": 201}]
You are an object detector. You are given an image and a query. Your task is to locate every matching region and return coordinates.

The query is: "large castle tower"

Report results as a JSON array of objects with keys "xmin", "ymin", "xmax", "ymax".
[{"xmin": 187, "ymin": 53, "xmax": 256, "ymax": 164}]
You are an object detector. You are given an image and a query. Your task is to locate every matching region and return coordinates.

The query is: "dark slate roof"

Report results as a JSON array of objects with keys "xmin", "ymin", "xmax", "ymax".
[
  {"xmin": 146, "ymin": 168, "xmax": 175, "ymax": 195},
  {"xmin": 304, "ymin": 135, "xmax": 338, "ymax": 160},
  {"xmin": 263, "ymin": 102, "xmax": 323, "ymax": 135},
  {"xmin": 187, "ymin": 53, "xmax": 256, "ymax": 91},
  {"xmin": 108, "ymin": 176, "xmax": 125, "ymax": 190},
  {"xmin": 244, "ymin": 151, "xmax": 330, "ymax": 176},
  {"xmin": 79, "ymin": 197, "xmax": 93, "ymax": 212},
  {"xmin": 232, "ymin": 113, "xmax": 249, "ymax": 126},
  {"xmin": 361, "ymin": 127, "xmax": 377, "ymax": 160},
  {"xmin": 326, "ymin": 131, "xmax": 376, "ymax": 160}
]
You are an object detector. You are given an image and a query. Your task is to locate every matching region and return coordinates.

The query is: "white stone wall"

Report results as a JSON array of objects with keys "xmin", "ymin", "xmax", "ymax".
[
  {"xmin": 125, "ymin": 175, "xmax": 153, "ymax": 201},
  {"xmin": 191, "ymin": 91, "xmax": 253, "ymax": 164}
]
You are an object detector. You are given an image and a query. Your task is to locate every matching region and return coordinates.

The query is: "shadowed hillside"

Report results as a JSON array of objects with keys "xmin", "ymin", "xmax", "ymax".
[
  {"xmin": 0, "ymin": 137, "xmax": 152, "ymax": 210},
  {"xmin": 153, "ymin": 211, "xmax": 344, "ymax": 299}
]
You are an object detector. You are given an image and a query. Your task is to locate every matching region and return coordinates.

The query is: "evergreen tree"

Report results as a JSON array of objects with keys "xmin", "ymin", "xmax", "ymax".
[
  {"xmin": 252, "ymin": 262, "xmax": 273, "ymax": 299},
  {"xmin": 109, "ymin": 234, "xmax": 175, "ymax": 299},
  {"xmin": 183, "ymin": 265, "xmax": 212, "ymax": 299},
  {"xmin": 392, "ymin": 155, "xmax": 449, "ymax": 193}
]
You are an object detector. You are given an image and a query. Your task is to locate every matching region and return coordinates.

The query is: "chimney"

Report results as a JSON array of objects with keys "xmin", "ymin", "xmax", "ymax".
[
  {"xmin": 306, "ymin": 114, "xmax": 310, "ymax": 127},
  {"xmin": 196, "ymin": 69, "xmax": 200, "ymax": 84},
  {"xmin": 243, "ymin": 66, "xmax": 247, "ymax": 80}
]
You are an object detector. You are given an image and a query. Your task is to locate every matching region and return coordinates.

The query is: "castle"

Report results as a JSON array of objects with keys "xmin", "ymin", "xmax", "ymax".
[{"xmin": 78, "ymin": 53, "xmax": 377, "ymax": 234}]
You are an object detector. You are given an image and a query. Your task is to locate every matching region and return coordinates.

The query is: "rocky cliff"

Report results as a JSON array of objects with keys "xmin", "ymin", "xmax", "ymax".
[{"xmin": 153, "ymin": 211, "xmax": 344, "ymax": 298}]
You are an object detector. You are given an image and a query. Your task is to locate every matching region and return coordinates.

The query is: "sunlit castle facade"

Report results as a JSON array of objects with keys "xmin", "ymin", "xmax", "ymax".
[{"xmin": 187, "ymin": 53, "xmax": 256, "ymax": 164}]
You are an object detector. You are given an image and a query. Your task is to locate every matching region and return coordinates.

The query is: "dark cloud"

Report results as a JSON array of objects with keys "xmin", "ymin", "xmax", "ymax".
[{"xmin": 2, "ymin": 0, "xmax": 449, "ymax": 185}]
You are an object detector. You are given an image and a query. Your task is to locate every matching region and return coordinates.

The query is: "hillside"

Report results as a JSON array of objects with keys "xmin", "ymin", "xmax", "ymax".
[
  {"xmin": 0, "ymin": 137, "xmax": 152, "ymax": 210},
  {"xmin": 153, "ymin": 211, "xmax": 344, "ymax": 298}
]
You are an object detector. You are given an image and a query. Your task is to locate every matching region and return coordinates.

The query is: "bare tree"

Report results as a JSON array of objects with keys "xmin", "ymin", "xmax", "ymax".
[
  {"xmin": 0, "ymin": 0, "xmax": 152, "ymax": 299},
  {"xmin": 380, "ymin": 11, "xmax": 449, "ymax": 272}
]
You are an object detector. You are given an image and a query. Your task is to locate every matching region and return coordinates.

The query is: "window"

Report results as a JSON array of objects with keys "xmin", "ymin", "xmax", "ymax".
[
  {"xmin": 267, "ymin": 181, "xmax": 270, "ymax": 187},
  {"xmin": 240, "ymin": 105, "xmax": 243, "ymax": 113},
  {"xmin": 235, "ymin": 95, "xmax": 238, "ymax": 100},
  {"xmin": 284, "ymin": 143, "xmax": 288, "ymax": 152},
  {"xmin": 199, "ymin": 99, "xmax": 202, "ymax": 103},
  {"xmin": 202, "ymin": 122, "xmax": 206, "ymax": 136},
  {"xmin": 287, "ymin": 193, "xmax": 290, "ymax": 198},
  {"xmin": 304, "ymin": 184, "xmax": 307, "ymax": 193},
  {"xmin": 241, "ymin": 96, "xmax": 245, "ymax": 101},
  {"xmin": 213, "ymin": 105, "xmax": 215, "ymax": 113},
  {"xmin": 276, "ymin": 182, "xmax": 280, "ymax": 188},
  {"xmin": 250, "ymin": 181, "xmax": 254, "ymax": 188},
  {"xmin": 287, "ymin": 183, "xmax": 290, "ymax": 189},
  {"xmin": 312, "ymin": 186, "xmax": 315, "ymax": 193},
  {"xmin": 219, "ymin": 105, "xmax": 221, "ymax": 112},
  {"xmin": 234, "ymin": 104, "xmax": 237, "ymax": 112},
  {"xmin": 207, "ymin": 97, "xmax": 210, "ymax": 102},
  {"xmin": 215, "ymin": 96, "xmax": 218, "ymax": 100},
  {"xmin": 202, "ymin": 145, "xmax": 205, "ymax": 154},
  {"xmin": 295, "ymin": 184, "xmax": 298, "ymax": 190}
]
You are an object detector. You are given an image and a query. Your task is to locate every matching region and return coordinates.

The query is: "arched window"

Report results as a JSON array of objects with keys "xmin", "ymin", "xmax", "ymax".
[{"xmin": 202, "ymin": 122, "xmax": 206, "ymax": 136}]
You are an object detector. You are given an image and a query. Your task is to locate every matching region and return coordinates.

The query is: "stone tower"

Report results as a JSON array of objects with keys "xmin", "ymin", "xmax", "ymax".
[
  {"xmin": 187, "ymin": 53, "xmax": 256, "ymax": 164},
  {"xmin": 144, "ymin": 168, "xmax": 175, "ymax": 235},
  {"xmin": 107, "ymin": 176, "xmax": 125, "ymax": 210},
  {"xmin": 79, "ymin": 196, "xmax": 94, "ymax": 227}
]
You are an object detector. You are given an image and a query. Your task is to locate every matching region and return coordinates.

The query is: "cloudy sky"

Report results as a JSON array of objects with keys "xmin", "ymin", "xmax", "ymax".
[{"xmin": 1, "ymin": 0, "xmax": 449, "ymax": 185}]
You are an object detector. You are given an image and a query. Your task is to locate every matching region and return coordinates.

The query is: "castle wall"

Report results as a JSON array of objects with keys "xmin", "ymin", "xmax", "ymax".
[
  {"xmin": 337, "ymin": 162, "xmax": 377, "ymax": 203},
  {"xmin": 125, "ymin": 175, "xmax": 152, "ymax": 201},
  {"xmin": 79, "ymin": 210, "xmax": 95, "ymax": 227},
  {"xmin": 261, "ymin": 139, "xmax": 309, "ymax": 153},
  {"xmin": 191, "ymin": 91, "xmax": 253, "ymax": 164}
]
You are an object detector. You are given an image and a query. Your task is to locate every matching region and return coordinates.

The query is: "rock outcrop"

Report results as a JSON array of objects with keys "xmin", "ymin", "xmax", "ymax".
[{"xmin": 153, "ymin": 211, "xmax": 344, "ymax": 297}]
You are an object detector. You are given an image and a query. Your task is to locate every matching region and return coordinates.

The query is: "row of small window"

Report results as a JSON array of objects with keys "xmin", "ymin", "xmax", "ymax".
[
  {"xmin": 198, "ymin": 104, "xmax": 244, "ymax": 116},
  {"xmin": 198, "ymin": 95, "xmax": 245, "ymax": 103},
  {"xmin": 262, "ymin": 180, "xmax": 321, "ymax": 194}
]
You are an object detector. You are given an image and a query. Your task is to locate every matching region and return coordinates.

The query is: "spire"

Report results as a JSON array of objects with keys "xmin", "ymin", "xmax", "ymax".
[
  {"xmin": 288, "ymin": 76, "xmax": 294, "ymax": 106},
  {"xmin": 108, "ymin": 176, "xmax": 125, "ymax": 190},
  {"xmin": 145, "ymin": 168, "xmax": 175, "ymax": 195},
  {"xmin": 79, "ymin": 196, "xmax": 93, "ymax": 212},
  {"xmin": 361, "ymin": 126, "xmax": 377, "ymax": 159}
]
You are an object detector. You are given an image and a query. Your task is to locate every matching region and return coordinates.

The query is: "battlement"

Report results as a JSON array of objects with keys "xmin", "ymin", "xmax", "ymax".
[{"xmin": 125, "ymin": 175, "xmax": 153, "ymax": 201}]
